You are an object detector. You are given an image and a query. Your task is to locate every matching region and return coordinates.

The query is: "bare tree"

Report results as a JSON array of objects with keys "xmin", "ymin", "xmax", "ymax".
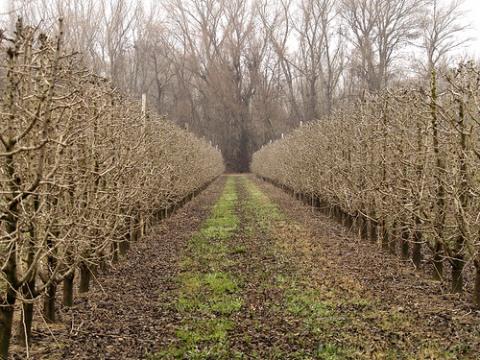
[
  {"xmin": 340, "ymin": 0, "xmax": 423, "ymax": 92},
  {"xmin": 258, "ymin": 0, "xmax": 302, "ymax": 123},
  {"xmin": 295, "ymin": 0, "xmax": 344, "ymax": 118},
  {"xmin": 420, "ymin": 0, "xmax": 470, "ymax": 72}
]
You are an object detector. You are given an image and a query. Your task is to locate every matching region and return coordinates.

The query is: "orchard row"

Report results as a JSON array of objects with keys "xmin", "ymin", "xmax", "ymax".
[
  {"xmin": 253, "ymin": 63, "xmax": 480, "ymax": 307},
  {"xmin": 0, "ymin": 20, "xmax": 223, "ymax": 358}
]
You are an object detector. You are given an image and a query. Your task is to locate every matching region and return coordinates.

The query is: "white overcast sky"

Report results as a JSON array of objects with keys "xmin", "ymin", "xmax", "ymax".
[
  {"xmin": 459, "ymin": 0, "xmax": 480, "ymax": 57},
  {"xmin": 0, "ymin": 0, "xmax": 478, "ymax": 57}
]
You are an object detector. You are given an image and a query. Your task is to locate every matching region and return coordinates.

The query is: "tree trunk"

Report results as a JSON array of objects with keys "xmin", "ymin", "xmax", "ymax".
[
  {"xmin": 368, "ymin": 219, "xmax": 377, "ymax": 243},
  {"xmin": 0, "ymin": 292, "xmax": 16, "ymax": 360},
  {"xmin": 63, "ymin": 272, "xmax": 75, "ymax": 307},
  {"xmin": 412, "ymin": 241, "xmax": 422, "ymax": 268},
  {"xmin": 474, "ymin": 261, "xmax": 480, "ymax": 308},
  {"xmin": 140, "ymin": 214, "xmax": 146, "ymax": 238},
  {"xmin": 451, "ymin": 256, "xmax": 464, "ymax": 293},
  {"xmin": 380, "ymin": 219, "xmax": 389, "ymax": 250},
  {"xmin": 17, "ymin": 279, "xmax": 36, "ymax": 346},
  {"xmin": 451, "ymin": 100, "xmax": 467, "ymax": 295},
  {"xmin": 432, "ymin": 246, "xmax": 444, "ymax": 280},
  {"xmin": 389, "ymin": 221, "xmax": 398, "ymax": 255},
  {"xmin": 79, "ymin": 263, "xmax": 91, "ymax": 294},
  {"xmin": 1, "ymin": 197, "xmax": 19, "ymax": 359},
  {"xmin": 430, "ymin": 68, "xmax": 446, "ymax": 282},
  {"xmin": 18, "ymin": 303, "xmax": 34, "ymax": 347},
  {"xmin": 112, "ymin": 242, "xmax": 119, "ymax": 264},
  {"xmin": 43, "ymin": 283, "xmax": 57, "ymax": 323},
  {"xmin": 119, "ymin": 236, "xmax": 130, "ymax": 256},
  {"xmin": 400, "ymin": 223, "xmax": 410, "ymax": 260},
  {"xmin": 98, "ymin": 250, "xmax": 107, "ymax": 272},
  {"xmin": 359, "ymin": 214, "xmax": 368, "ymax": 240},
  {"xmin": 130, "ymin": 215, "xmax": 138, "ymax": 243},
  {"xmin": 412, "ymin": 225, "xmax": 423, "ymax": 268},
  {"xmin": 342, "ymin": 211, "xmax": 353, "ymax": 229}
]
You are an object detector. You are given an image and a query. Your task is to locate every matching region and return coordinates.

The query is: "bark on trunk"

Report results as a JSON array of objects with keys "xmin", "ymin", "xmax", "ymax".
[
  {"xmin": 412, "ymin": 241, "xmax": 422, "ymax": 268},
  {"xmin": 474, "ymin": 261, "xmax": 480, "ymax": 308},
  {"xmin": 119, "ymin": 237, "xmax": 130, "ymax": 256},
  {"xmin": 412, "ymin": 226, "xmax": 423, "ymax": 268},
  {"xmin": 17, "ymin": 302, "xmax": 34, "ymax": 347},
  {"xmin": 380, "ymin": 220, "xmax": 389, "ymax": 250},
  {"xmin": 97, "ymin": 250, "xmax": 107, "ymax": 272},
  {"xmin": 17, "ymin": 279, "xmax": 36, "ymax": 346},
  {"xmin": 451, "ymin": 100, "xmax": 467, "ymax": 294},
  {"xmin": 400, "ymin": 224, "xmax": 410, "ymax": 260},
  {"xmin": 63, "ymin": 272, "xmax": 75, "ymax": 307},
  {"xmin": 368, "ymin": 219, "xmax": 377, "ymax": 243},
  {"xmin": 43, "ymin": 283, "xmax": 57, "ymax": 323},
  {"xmin": 432, "ymin": 243, "xmax": 444, "ymax": 280},
  {"xmin": 0, "ymin": 293, "xmax": 16, "ymax": 360},
  {"xmin": 1, "ymin": 215, "xmax": 18, "ymax": 359},
  {"xmin": 430, "ymin": 68, "xmax": 446, "ymax": 282},
  {"xmin": 451, "ymin": 256, "xmax": 464, "ymax": 293},
  {"xmin": 112, "ymin": 242, "xmax": 119, "ymax": 264},
  {"xmin": 359, "ymin": 214, "xmax": 368, "ymax": 240},
  {"xmin": 130, "ymin": 215, "xmax": 138, "ymax": 243},
  {"xmin": 79, "ymin": 263, "xmax": 91, "ymax": 294},
  {"xmin": 342, "ymin": 211, "xmax": 353, "ymax": 229},
  {"xmin": 389, "ymin": 221, "xmax": 398, "ymax": 255}
]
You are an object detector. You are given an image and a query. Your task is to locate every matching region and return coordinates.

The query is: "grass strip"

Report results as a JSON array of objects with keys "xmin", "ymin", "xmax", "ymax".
[{"xmin": 151, "ymin": 177, "xmax": 244, "ymax": 359}]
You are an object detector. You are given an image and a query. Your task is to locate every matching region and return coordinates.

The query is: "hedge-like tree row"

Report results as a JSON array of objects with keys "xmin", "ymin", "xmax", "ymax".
[
  {"xmin": 252, "ymin": 62, "xmax": 480, "ymax": 307},
  {"xmin": 0, "ymin": 20, "xmax": 223, "ymax": 358}
]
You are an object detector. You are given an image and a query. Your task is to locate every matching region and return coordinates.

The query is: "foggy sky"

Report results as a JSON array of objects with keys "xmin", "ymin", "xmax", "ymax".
[{"xmin": 0, "ymin": 0, "xmax": 478, "ymax": 57}]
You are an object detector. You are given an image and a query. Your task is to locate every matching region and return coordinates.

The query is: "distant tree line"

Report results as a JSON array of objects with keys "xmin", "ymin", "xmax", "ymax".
[{"xmin": 5, "ymin": 0, "xmax": 470, "ymax": 171}]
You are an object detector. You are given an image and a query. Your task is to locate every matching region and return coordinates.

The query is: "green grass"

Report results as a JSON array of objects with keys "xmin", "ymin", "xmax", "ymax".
[
  {"xmin": 151, "ymin": 177, "xmax": 244, "ymax": 359},
  {"xmin": 175, "ymin": 318, "xmax": 235, "ymax": 344},
  {"xmin": 229, "ymin": 244, "xmax": 247, "ymax": 255},
  {"xmin": 204, "ymin": 272, "xmax": 238, "ymax": 294},
  {"xmin": 176, "ymin": 272, "xmax": 243, "ymax": 315},
  {"xmin": 285, "ymin": 290, "xmax": 334, "ymax": 318},
  {"xmin": 240, "ymin": 177, "xmax": 283, "ymax": 232},
  {"xmin": 152, "ymin": 318, "xmax": 242, "ymax": 360}
]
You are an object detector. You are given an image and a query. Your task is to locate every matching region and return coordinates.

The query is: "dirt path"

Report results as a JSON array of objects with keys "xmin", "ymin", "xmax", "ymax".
[{"xmin": 21, "ymin": 174, "xmax": 480, "ymax": 359}]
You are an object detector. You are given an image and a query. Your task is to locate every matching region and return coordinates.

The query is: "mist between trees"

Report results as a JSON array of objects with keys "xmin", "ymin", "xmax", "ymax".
[
  {"xmin": 0, "ymin": 19, "xmax": 223, "ymax": 359},
  {"xmin": 4, "ymin": 0, "xmax": 471, "ymax": 172}
]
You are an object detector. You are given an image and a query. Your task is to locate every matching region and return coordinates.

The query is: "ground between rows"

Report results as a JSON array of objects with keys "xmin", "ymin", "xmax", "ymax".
[{"xmin": 13, "ymin": 174, "xmax": 480, "ymax": 359}]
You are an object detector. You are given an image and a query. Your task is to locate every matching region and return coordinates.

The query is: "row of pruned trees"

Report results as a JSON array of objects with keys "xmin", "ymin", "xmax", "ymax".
[
  {"xmin": 252, "ymin": 62, "xmax": 480, "ymax": 307},
  {"xmin": 0, "ymin": 19, "xmax": 224, "ymax": 359}
]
